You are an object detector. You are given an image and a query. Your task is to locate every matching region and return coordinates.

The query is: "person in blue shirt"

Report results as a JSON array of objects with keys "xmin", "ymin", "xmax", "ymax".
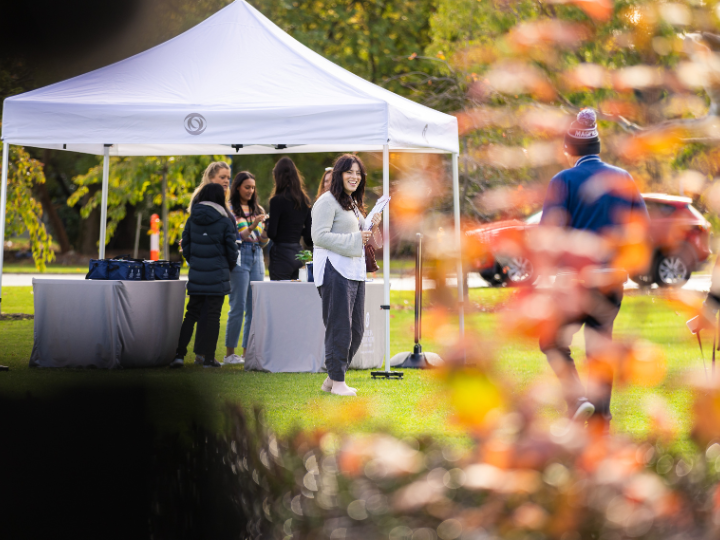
[{"xmin": 539, "ymin": 108, "xmax": 650, "ymax": 430}]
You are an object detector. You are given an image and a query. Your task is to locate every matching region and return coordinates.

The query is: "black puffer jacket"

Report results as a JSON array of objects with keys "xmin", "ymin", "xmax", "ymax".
[{"xmin": 181, "ymin": 202, "xmax": 239, "ymax": 296}]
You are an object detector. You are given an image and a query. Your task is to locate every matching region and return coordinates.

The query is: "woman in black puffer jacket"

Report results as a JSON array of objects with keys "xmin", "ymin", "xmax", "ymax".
[{"xmin": 171, "ymin": 183, "xmax": 238, "ymax": 368}]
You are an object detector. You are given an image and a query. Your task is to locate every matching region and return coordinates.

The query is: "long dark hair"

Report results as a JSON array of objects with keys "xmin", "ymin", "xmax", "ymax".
[
  {"xmin": 270, "ymin": 157, "xmax": 311, "ymax": 210},
  {"xmin": 229, "ymin": 171, "xmax": 264, "ymax": 217},
  {"xmin": 192, "ymin": 183, "xmax": 228, "ymax": 210},
  {"xmin": 330, "ymin": 154, "xmax": 366, "ymax": 214}
]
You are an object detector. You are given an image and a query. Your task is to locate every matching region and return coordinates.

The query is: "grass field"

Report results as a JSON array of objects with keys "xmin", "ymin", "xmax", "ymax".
[{"xmin": 0, "ymin": 285, "xmax": 706, "ymax": 453}]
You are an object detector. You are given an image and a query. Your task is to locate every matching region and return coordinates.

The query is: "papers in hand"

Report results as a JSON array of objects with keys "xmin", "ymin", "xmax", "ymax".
[{"xmin": 364, "ymin": 195, "xmax": 390, "ymax": 231}]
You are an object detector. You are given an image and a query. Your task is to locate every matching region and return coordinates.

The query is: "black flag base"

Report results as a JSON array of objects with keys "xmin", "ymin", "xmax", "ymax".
[
  {"xmin": 391, "ymin": 344, "xmax": 442, "ymax": 370},
  {"xmin": 370, "ymin": 370, "xmax": 404, "ymax": 379}
]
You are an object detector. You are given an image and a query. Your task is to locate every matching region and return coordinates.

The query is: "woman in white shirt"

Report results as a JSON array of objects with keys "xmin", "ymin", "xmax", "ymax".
[{"xmin": 311, "ymin": 155, "xmax": 381, "ymax": 396}]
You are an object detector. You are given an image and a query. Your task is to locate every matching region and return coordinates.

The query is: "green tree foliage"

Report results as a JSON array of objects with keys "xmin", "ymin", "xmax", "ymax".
[
  {"xmin": 2, "ymin": 143, "xmax": 55, "ymax": 270},
  {"xmin": 251, "ymin": 0, "xmax": 434, "ymax": 93},
  {"xmin": 68, "ymin": 155, "xmax": 226, "ymax": 248}
]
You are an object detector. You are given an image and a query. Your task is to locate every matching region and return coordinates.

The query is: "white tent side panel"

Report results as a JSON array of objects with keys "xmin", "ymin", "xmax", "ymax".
[{"xmin": 1, "ymin": 0, "xmax": 458, "ymax": 156}]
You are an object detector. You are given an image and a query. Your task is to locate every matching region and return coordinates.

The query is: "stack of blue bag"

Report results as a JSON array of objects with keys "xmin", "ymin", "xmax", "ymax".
[{"xmin": 86, "ymin": 255, "xmax": 181, "ymax": 281}]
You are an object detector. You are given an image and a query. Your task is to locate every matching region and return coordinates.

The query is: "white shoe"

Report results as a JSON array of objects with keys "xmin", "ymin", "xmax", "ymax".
[
  {"xmin": 321, "ymin": 377, "xmax": 356, "ymax": 393},
  {"xmin": 572, "ymin": 401, "xmax": 595, "ymax": 422},
  {"xmin": 224, "ymin": 354, "xmax": 245, "ymax": 365},
  {"xmin": 330, "ymin": 380, "xmax": 357, "ymax": 396}
]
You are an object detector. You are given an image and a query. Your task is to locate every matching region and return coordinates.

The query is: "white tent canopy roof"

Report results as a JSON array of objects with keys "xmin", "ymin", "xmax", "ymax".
[{"xmin": 1, "ymin": 0, "xmax": 458, "ymax": 156}]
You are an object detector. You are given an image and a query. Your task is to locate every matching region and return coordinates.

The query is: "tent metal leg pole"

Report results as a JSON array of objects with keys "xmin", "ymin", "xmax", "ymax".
[
  {"xmin": 99, "ymin": 145, "xmax": 111, "ymax": 259},
  {"xmin": 452, "ymin": 152, "xmax": 465, "ymax": 358},
  {"xmin": 372, "ymin": 144, "xmax": 401, "ymax": 379},
  {"xmin": 383, "ymin": 144, "xmax": 391, "ymax": 372},
  {"xmin": 0, "ymin": 142, "xmax": 9, "ymax": 311}
]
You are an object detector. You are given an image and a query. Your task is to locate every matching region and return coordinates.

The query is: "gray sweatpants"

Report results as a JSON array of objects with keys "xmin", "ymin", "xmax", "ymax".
[{"xmin": 318, "ymin": 260, "xmax": 365, "ymax": 382}]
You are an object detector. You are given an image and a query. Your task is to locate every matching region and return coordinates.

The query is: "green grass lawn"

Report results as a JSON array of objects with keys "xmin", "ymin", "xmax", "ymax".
[
  {"xmin": 0, "ymin": 285, "xmax": 707, "ymax": 453},
  {"xmin": 2, "ymin": 263, "xmax": 90, "ymax": 274}
]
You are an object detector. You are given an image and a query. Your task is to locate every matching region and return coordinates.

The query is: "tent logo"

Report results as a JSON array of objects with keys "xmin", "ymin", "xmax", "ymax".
[
  {"xmin": 184, "ymin": 113, "xmax": 207, "ymax": 135},
  {"xmin": 422, "ymin": 124, "xmax": 429, "ymax": 142}
]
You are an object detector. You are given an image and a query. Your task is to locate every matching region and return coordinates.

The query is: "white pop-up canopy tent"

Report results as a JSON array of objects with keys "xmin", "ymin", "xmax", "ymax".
[{"xmin": 0, "ymin": 0, "xmax": 464, "ymax": 369}]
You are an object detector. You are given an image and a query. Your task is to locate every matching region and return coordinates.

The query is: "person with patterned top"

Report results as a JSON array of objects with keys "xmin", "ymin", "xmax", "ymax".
[{"xmin": 224, "ymin": 171, "xmax": 269, "ymax": 365}]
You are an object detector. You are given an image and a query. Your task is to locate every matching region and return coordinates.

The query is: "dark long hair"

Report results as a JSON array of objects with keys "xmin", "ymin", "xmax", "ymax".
[
  {"xmin": 270, "ymin": 157, "xmax": 311, "ymax": 210},
  {"xmin": 192, "ymin": 183, "xmax": 228, "ymax": 210},
  {"xmin": 229, "ymin": 171, "xmax": 264, "ymax": 217},
  {"xmin": 330, "ymin": 154, "xmax": 366, "ymax": 214}
]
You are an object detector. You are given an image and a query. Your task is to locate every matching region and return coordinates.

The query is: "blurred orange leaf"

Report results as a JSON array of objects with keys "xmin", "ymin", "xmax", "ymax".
[
  {"xmin": 548, "ymin": 0, "xmax": 614, "ymax": 22},
  {"xmin": 506, "ymin": 19, "xmax": 591, "ymax": 52},
  {"xmin": 619, "ymin": 127, "xmax": 686, "ymax": 161}
]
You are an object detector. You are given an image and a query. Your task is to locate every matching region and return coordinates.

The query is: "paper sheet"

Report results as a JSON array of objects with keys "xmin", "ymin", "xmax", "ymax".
[{"xmin": 364, "ymin": 195, "xmax": 391, "ymax": 231}]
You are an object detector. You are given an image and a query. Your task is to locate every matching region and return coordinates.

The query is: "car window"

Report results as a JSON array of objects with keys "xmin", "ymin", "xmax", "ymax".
[
  {"xmin": 644, "ymin": 201, "xmax": 675, "ymax": 217},
  {"xmin": 525, "ymin": 211, "xmax": 542, "ymax": 224}
]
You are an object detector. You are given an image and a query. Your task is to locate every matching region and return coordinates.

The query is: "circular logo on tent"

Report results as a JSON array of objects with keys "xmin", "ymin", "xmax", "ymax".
[
  {"xmin": 365, "ymin": 312, "xmax": 370, "ymax": 328},
  {"xmin": 184, "ymin": 113, "xmax": 207, "ymax": 135}
]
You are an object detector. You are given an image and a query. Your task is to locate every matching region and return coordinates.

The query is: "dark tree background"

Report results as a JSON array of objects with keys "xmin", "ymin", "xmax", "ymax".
[{"xmin": 0, "ymin": 0, "xmax": 436, "ymax": 258}]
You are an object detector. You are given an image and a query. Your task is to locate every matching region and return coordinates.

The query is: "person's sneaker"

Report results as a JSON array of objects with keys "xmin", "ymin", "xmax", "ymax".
[
  {"xmin": 169, "ymin": 357, "xmax": 184, "ymax": 369},
  {"xmin": 224, "ymin": 354, "xmax": 245, "ymax": 365},
  {"xmin": 203, "ymin": 358, "xmax": 223, "ymax": 368},
  {"xmin": 572, "ymin": 400, "xmax": 595, "ymax": 422},
  {"xmin": 321, "ymin": 377, "xmax": 356, "ymax": 393},
  {"xmin": 194, "ymin": 355, "xmax": 205, "ymax": 365}
]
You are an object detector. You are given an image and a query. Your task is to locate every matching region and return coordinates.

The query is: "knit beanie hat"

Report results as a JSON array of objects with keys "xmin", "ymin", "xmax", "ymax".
[{"xmin": 564, "ymin": 108, "xmax": 600, "ymax": 156}]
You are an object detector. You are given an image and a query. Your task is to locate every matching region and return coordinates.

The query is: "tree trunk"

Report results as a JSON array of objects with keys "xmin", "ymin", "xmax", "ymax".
[
  {"xmin": 34, "ymin": 179, "xmax": 71, "ymax": 253},
  {"xmin": 38, "ymin": 149, "xmax": 72, "ymax": 253},
  {"xmin": 78, "ymin": 186, "xmax": 101, "ymax": 255}
]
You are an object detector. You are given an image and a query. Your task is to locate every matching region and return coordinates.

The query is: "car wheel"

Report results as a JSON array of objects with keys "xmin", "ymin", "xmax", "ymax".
[
  {"xmin": 628, "ymin": 273, "xmax": 653, "ymax": 288},
  {"xmin": 480, "ymin": 263, "xmax": 506, "ymax": 287},
  {"xmin": 501, "ymin": 256, "xmax": 536, "ymax": 287},
  {"xmin": 653, "ymin": 252, "xmax": 691, "ymax": 288}
]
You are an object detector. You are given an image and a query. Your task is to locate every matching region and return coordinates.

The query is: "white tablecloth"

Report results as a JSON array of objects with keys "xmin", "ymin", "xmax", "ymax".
[
  {"xmin": 30, "ymin": 279, "xmax": 187, "ymax": 369},
  {"xmin": 244, "ymin": 281, "xmax": 386, "ymax": 372}
]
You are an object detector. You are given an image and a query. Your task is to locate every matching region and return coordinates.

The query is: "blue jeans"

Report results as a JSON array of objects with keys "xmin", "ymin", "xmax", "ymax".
[{"xmin": 225, "ymin": 243, "xmax": 265, "ymax": 350}]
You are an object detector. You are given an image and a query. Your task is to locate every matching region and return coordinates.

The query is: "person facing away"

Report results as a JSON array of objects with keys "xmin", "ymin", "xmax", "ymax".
[
  {"xmin": 538, "ymin": 108, "xmax": 649, "ymax": 431},
  {"xmin": 223, "ymin": 171, "xmax": 269, "ymax": 366},
  {"xmin": 183, "ymin": 160, "xmax": 232, "ymax": 365},
  {"xmin": 311, "ymin": 154, "xmax": 381, "ymax": 396},
  {"xmin": 171, "ymin": 183, "xmax": 239, "ymax": 369},
  {"xmin": 266, "ymin": 157, "xmax": 313, "ymax": 280}
]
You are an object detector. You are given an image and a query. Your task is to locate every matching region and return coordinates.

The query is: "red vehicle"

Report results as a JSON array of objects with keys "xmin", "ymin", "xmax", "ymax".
[{"xmin": 467, "ymin": 193, "xmax": 712, "ymax": 288}]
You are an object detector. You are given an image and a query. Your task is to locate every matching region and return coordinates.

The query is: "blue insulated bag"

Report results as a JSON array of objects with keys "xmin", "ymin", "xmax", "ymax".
[
  {"xmin": 152, "ymin": 260, "xmax": 182, "ymax": 280},
  {"xmin": 86, "ymin": 255, "xmax": 135, "ymax": 280},
  {"xmin": 142, "ymin": 261, "xmax": 156, "ymax": 281},
  {"xmin": 108, "ymin": 259, "xmax": 144, "ymax": 281},
  {"xmin": 86, "ymin": 259, "xmax": 110, "ymax": 280},
  {"xmin": 152, "ymin": 260, "xmax": 171, "ymax": 280},
  {"xmin": 167, "ymin": 262, "xmax": 181, "ymax": 280}
]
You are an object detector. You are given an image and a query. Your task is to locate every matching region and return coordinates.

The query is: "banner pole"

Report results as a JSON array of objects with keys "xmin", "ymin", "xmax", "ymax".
[
  {"xmin": 0, "ymin": 142, "xmax": 9, "ymax": 311},
  {"xmin": 452, "ymin": 152, "xmax": 465, "ymax": 361},
  {"xmin": 383, "ymin": 143, "xmax": 391, "ymax": 372},
  {"xmin": 99, "ymin": 145, "xmax": 111, "ymax": 259}
]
